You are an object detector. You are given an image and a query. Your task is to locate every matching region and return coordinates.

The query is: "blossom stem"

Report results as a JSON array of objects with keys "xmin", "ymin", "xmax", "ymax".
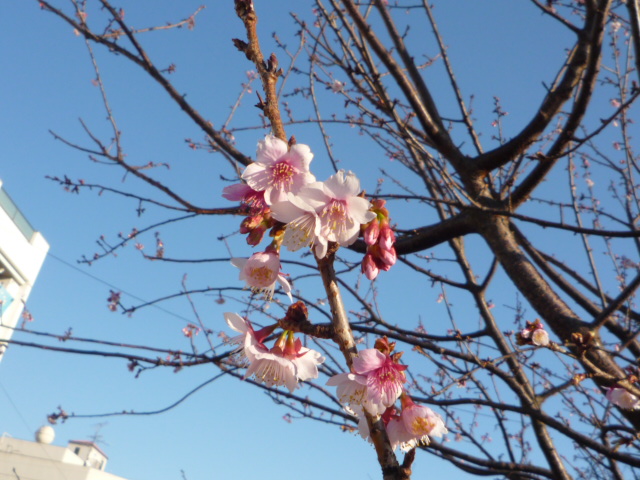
[
  {"xmin": 316, "ymin": 242, "xmax": 403, "ymax": 478},
  {"xmin": 234, "ymin": 0, "xmax": 287, "ymax": 142},
  {"xmin": 316, "ymin": 243, "xmax": 358, "ymax": 367}
]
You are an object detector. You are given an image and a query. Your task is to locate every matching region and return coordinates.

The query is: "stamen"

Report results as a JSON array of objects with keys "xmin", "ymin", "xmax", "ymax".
[{"xmin": 270, "ymin": 161, "xmax": 296, "ymax": 188}]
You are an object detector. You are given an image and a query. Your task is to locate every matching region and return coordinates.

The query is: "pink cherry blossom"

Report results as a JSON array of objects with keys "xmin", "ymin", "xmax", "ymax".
[
  {"xmin": 231, "ymin": 251, "xmax": 292, "ymax": 301},
  {"xmin": 606, "ymin": 387, "xmax": 640, "ymax": 410},
  {"xmin": 270, "ymin": 193, "xmax": 328, "ymax": 258},
  {"xmin": 354, "ymin": 406, "xmax": 408, "ymax": 450},
  {"xmin": 531, "ymin": 328, "xmax": 550, "ymax": 347},
  {"xmin": 244, "ymin": 332, "xmax": 325, "ymax": 392},
  {"xmin": 326, "ymin": 372, "xmax": 387, "ymax": 416},
  {"xmin": 244, "ymin": 341, "xmax": 300, "ymax": 392},
  {"xmin": 353, "ymin": 348, "xmax": 407, "ymax": 413},
  {"xmin": 518, "ymin": 320, "xmax": 550, "ymax": 347},
  {"xmin": 399, "ymin": 396, "xmax": 447, "ymax": 443},
  {"xmin": 355, "ymin": 398, "xmax": 447, "ymax": 451},
  {"xmin": 296, "ymin": 170, "xmax": 375, "ymax": 248},
  {"xmin": 241, "ymin": 135, "xmax": 316, "ymax": 205},
  {"xmin": 330, "ymin": 79, "xmax": 346, "ymax": 93}
]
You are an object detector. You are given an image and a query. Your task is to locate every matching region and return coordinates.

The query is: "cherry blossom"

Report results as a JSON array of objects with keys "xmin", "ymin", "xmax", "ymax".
[
  {"xmin": 518, "ymin": 319, "xmax": 550, "ymax": 347},
  {"xmin": 530, "ymin": 328, "xmax": 550, "ymax": 347},
  {"xmin": 244, "ymin": 331, "xmax": 325, "ymax": 392},
  {"xmin": 271, "ymin": 193, "xmax": 328, "ymax": 258},
  {"xmin": 295, "ymin": 170, "xmax": 375, "ymax": 249},
  {"xmin": 330, "ymin": 79, "xmax": 346, "ymax": 93},
  {"xmin": 354, "ymin": 396, "xmax": 447, "ymax": 451},
  {"xmin": 241, "ymin": 135, "xmax": 316, "ymax": 205},
  {"xmin": 606, "ymin": 387, "xmax": 640, "ymax": 410},
  {"xmin": 352, "ymin": 347, "xmax": 408, "ymax": 413},
  {"xmin": 326, "ymin": 372, "xmax": 386, "ymax": 416},
  {"xmin": 231, "ymin": 251, "xmax": 292, "ymax": 301},
  {"xmin": 398, "ymin": 395, "xmax": 447, "ymax": 445}
]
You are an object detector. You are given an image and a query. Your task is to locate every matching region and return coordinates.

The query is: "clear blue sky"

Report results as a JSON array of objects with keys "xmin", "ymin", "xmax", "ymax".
[{"xmin": 0, "ymin": 1, "xmax": 619, "ymax": 479}]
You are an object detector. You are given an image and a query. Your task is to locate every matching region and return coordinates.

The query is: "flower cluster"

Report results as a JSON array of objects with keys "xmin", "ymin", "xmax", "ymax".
[
  {"xmin": 223, "ymin": 136, "xmax": 395, "ymax": 301},
  {"xmin": 327, "ymin": 336, "xmax": 447, "ymax": 450},
  {"xmin": 224, "ymin": 312, "xmax": 325, "ymax": 392},
  {"xmin": 517, "ymin": 319, "xmax": 550, "ymax": 347},
  {"xmin": 361, "ymin": 199, "xmax": 397, "ymax": 280}
]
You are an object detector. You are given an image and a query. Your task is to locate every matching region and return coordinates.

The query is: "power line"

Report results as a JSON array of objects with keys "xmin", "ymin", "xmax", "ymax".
[{"xmin": 47, "ymin": 252, "xmax": 193, "ymax": 324}]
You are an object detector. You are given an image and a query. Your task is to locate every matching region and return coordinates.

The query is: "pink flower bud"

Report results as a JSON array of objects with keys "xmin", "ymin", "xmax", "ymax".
[
  {"xmin": 379, "ymin": 225, "xmax": 396, "ymax": 251},
  {"xmin": 378, "ymin": 245, "xmax": 397, "ymax": 267},
  {"xmin": 362, "ymin": 253, "xmax": 379, "ymax": 280},
  {"xmin": 364, "ymin": 219, "xmax": 380, "ymax": 246}
]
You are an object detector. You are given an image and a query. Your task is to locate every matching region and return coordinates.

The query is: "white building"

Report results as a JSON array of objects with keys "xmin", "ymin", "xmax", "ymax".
[
  {"xmin": 0, "ymin": 427, "xmax": 129, "ymax": 480},
  {"xmin": 0, "ymin": 178, "xmax": 49, "ymax": 361}
]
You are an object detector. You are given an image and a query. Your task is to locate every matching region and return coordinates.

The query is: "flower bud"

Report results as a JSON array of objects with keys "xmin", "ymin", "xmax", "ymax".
[
  {"xmin": 246, "ymin": 226, "xmax": 267, "ymax": 246},
  {"xmin": 362, "ymin": 253, "xmax": 379, "ymax": 280},
  {"xmin": 378, "ymin": 245, "xmax": 397, "ymax": 267},
  {"xmin": 379, "ymin": 225, "xmax": 396, "ymax": 251},
  {"xmin": 364, "ymin": 218, "xmax": 380, "ymax": 246}
]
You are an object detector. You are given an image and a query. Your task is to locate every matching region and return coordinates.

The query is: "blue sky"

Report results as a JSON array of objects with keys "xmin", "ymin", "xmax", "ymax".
[{"xmin": 0, "ymin": 1, "xmax": 628, "ymax": 479}]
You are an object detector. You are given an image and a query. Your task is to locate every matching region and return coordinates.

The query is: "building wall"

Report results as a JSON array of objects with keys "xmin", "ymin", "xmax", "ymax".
[
  {"xmin": 0, "ymin": 436, "xmax": 128, "ymax": 480},
  {"xmin": 0, "ymin": 179, "xmax": 49, "ymax": 361}
]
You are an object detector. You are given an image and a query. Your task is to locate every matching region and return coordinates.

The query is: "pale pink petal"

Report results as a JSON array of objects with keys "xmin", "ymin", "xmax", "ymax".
[
  {"xmin": 263, "ymin": 185, "xmax": 287, "ymax": 206},
  {"xmin": 296, "ymin": 183, "xmax": 329, "ymax": 210},
  {"xmin": 326, "ymin": 373, "xmax": 368, "ymax": 405},
  {"xmin": 271, "ymin": 198, "xmax": 308, "ymax": 224},
  {"xmin": 324, "ymin": 170, "xmax": 360, "ymax": 199},
  {"xmin": 348, "ymin": 196, "xmax": 376, "ymax": 224},
  {"xmin": 292, "ymin": 347, "xmax": 325, "ymax": 381},
  {"xmin": 241, "ymin": 162, "xmax": 270, "ymax": 192},
  {"xmin": 313, "ymin": 236, "xmax": 329, "ymax": 259},
  {"xmin": 256, "ymin": 135, "xmax": 288, "ymax": 164},
  {"xmin": 224, "ymin": 312, "xmax": 248, "ymax": 335},
  {"xmin": 277, "ymin": 274, "xmax": 293, "ymax": 302},
  {"xmin": 353, "ymin": 349, "xmax": 386, "ymax": 374},
  {"xmin": 222, "ymin": 183, "xmax": 252, "ymax": 201},
  {"xmin": 289, "ymin": 143, "xmax": 314, "ymax": 171},
  {"xmin": 230, "ymin": 257, "xmax": 248, "ymax": 277}
]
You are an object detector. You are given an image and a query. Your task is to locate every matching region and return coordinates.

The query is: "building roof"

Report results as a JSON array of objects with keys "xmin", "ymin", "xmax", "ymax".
[{"xmin": 68, "ymin": 439, "xmax": 109, "ymax": 459}]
